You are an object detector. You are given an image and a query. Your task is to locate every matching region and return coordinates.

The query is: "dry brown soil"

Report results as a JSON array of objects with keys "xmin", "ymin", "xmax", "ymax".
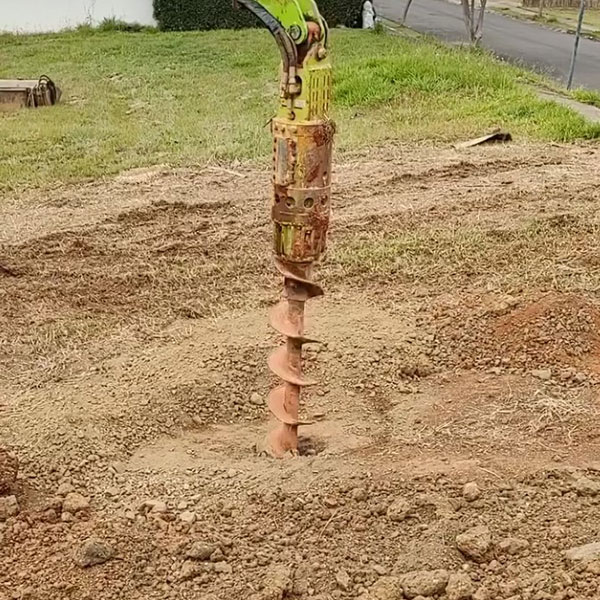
[{"xmin": 2, "ymin": 142, "xmax": 600, "ymax": 599}]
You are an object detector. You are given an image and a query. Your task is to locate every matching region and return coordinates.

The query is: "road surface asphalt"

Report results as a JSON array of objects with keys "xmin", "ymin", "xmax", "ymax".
[{"xmin": 376, "ymin": 0, "xmax": 600, "ymax": 90}]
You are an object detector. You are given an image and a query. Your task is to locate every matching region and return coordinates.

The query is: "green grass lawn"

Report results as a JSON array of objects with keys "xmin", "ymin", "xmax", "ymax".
[
  {"xmin": 542, "ymin": 7, "xmax": 600, "ymax": 30},
  {"xmin": 1, "ymin": 28, "xmax": 599, "ymax": 191}
]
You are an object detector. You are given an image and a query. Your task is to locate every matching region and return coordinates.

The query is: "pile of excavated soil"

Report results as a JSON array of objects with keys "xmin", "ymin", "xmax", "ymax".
[{"xmin": 436, "ymin": 294, "xmax": 600, "ymax": 379}]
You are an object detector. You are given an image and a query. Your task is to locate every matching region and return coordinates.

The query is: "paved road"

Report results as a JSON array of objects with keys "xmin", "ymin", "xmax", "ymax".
[{"xmin": 377, "ymin": 0, "xmax": 600, "ymax": 90}]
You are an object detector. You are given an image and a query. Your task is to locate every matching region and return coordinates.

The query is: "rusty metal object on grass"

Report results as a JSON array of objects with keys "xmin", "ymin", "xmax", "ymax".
[
  {"xmin": 0, "ymin": 76, "xmax": 61, "ymax": 109},
  {"xmin": 455, "ymin": 129, "xmax": 512, "ymax": 149}
]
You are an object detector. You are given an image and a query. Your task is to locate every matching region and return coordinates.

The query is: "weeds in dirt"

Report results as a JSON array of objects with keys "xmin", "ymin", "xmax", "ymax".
[
  {"xmin": 332, "ymin": 213, "xmax": 600, "ymax": 293},
  {"xmin": 478, "ymin": 387, "xmax": 594, "ymax": 447},
  {"xmin": 424, "ymin": 381, "xmax": 597, "ymax": 453},
  {"xmin": 1, "ymin": 29, "xmax": 598, "ymax": 191}
]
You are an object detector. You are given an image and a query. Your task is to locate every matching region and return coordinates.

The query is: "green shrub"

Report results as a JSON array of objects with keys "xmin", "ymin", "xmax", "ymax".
[
  {"xmin": 97, "ymin": 17, "xmax": 148, "ymax": 32},
  {"xmin": 153, "ymin": 0, "xmax": 364, "ymax": 32},
  {"xmin": 73, "ymin": 18, "xmax": 157, "ymax": 34}
]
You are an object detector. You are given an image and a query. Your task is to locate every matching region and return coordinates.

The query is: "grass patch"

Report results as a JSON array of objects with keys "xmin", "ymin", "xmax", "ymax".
[
  {"xmin": 543, "ymin": 7, "xmax": 600, "ymax": 29},
  {"xmin": 573, "ymin": 89, "xmax": 600, "ymax": 109},
  {"xmin": 0, "ymin": 28, "xmax": 598, "ymax": 190},
  {"xmin": 495, "ymin": 5, "xmax": 600, "ymax": 38}
]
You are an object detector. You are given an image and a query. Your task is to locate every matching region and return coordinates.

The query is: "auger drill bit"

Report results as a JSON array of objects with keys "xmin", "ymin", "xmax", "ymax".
[{"xmin": 237, "ymin": 0, "xmax": 334, "ymax": 457}]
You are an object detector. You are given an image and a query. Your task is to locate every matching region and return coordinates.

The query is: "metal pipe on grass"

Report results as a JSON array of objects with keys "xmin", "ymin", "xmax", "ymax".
[{"xmin": 567, "ymin": 0, "xmax": 586, "ymax": 90}]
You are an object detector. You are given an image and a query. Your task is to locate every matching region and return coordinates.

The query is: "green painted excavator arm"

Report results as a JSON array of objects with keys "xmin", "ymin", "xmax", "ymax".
[
  {"xmin": 236, "ymin": 0, "xmax": 326, "ymax": 45},
  {"xmin": 236, "ymin": 0, "xmax": 331, "ymax": 111}
]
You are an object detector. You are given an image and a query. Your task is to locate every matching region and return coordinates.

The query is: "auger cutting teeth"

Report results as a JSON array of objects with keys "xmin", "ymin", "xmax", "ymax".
[{"xmin": 274, "ymin": 258, "xmax": 324, "ymax": 300}]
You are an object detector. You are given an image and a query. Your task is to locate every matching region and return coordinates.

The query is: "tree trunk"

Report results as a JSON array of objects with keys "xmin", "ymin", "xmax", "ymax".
[
  {"xmin": 461, "ymin": 0, "xmax": 487, "ymax": 44},
  {"xmin": 461, "ymin": 0, "xmax": 474, "ymax": 41},
  {"xmin": 474, "ymin": 0, "xmax": 488, "ymax": 43}
]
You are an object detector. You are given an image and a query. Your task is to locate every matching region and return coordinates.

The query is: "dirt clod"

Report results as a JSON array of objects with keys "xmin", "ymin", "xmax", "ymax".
[
  {"xmin": 456, "ymin": 526, "xmax": 492, "ymax": 563},
  {"xmin": 531, "ymin": 369, "xmax": 552, "ymax": 381},
  {"xmin": 56, "ymin": 482, "xmax": 75, "ymax": 496},
  {"xmin": 573, "ymin": 476, "xmax": 600, "ymax": 496},
  {"xmin": 369, "ymin": 576, "xmax": 403, "ymax": 600},
  {"xmin": 387, "ymin": 497, "xmax": 410, "ymax": 522},
  {"xmin": 400, "ymin": 569, "xmax": 449, "ymax": 599},
  {"xmin": 179, "ymin": 510, "xmax": 196, "ymax": 524},
  {"xmin": 139, "ymin": 499, "xmax": 167, "ymax": 514},
  {"xmin": 335, "ymin": 568, "xmax": 351, "ymax": 591},
  {"xmin": 446, "ymin": 573, "xmax": 474, "ymax": 600},
  {"xmin": 0, "ymin": 496, "xmax": 19, "ymax": 521},
  {"xmin": 0, "ymin": 450, "xmax": 18, "ymax": 495},
  {"xmin": 62, "ymin": 492, "xmax": 90, "ymax": 514},
  {"xmin": 186, "ymin": 542, "xmax": 216, "ymax": 561},
  {"xmin": 462, "ymin": 482, "xmax": 481, "ymax": 502},
  {"xmin": 180, "ymin": 560, "xmax": 201, "ymax": 581},
  {"xmin": 73, "ymin": 538, "xmax": 115, "ymax": 568},
  {"xmin": 497, "ymin": 537, "xmax": 530, "ymax": 556},
  {"xmin": 565, "ymin": 541, "xmax": 600, "ymax": 563},
  {"xmin": 259, "ymin": 565, "xmax": 293, "ymax": 600}
]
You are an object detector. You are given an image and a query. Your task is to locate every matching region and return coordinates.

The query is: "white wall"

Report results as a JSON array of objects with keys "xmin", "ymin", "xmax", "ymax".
[{"xmin": 1, "ymin": 0, "xmax": 156, "ymax": 33}]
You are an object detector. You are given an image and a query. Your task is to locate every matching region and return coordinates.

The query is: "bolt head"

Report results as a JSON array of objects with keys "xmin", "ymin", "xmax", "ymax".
[{"xmin": 289, "ymin": 25, "xmax": 302, "ymax": 41}]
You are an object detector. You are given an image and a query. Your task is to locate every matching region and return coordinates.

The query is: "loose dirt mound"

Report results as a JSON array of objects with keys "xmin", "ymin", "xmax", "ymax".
[
  {"xmin": 436, "ymin": 294, "xmax": 600, "ymax": 378},
  {"xmin": 495, "ymin": 295, "xmax": 600, "ymax": 372},
  {"xmin": 3, "ymin": 143, "xmax": 600, "ymax": 599}
]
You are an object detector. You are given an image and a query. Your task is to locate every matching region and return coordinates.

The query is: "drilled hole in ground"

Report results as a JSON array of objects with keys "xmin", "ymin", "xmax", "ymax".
[{"xmin": 298, "ymin": 436, "xmax": 326, "ymax": 456}]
